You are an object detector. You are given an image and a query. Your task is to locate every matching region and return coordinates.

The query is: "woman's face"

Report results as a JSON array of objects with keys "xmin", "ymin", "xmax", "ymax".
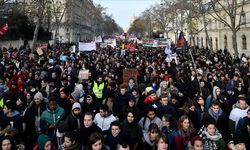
[
  {"xmin": 206, "ymin": 124, "xmax": 216, "ymax": 135},
  {"xmin": 44, "ymin": 141, "xmax": 52, "ymax": 150},
  {"xmin": 127, "ymin": 112, "xmax": 134, "ymax": 123},
  {"xmin": 2, "ymin": 139, "xmax": 11, "ymax": 150},
  {"xmin": 182, "ymin": 119, "xmax": 190, "ymax": 130},
  {"xmin": 193, "ymin": 140, "xmax": 203, "ymax": 150},
  {"xmin": 162, "ymin": 117, "xmax": 170, "ymax": 128},
  {"xmin": 149, "ymin": 131, "xmax": 159, "ymax": 141},
  {"xmin": 157, "ymin": 138, "xmax": 168, "ymax": 150},
  {"xmin": 92, "ymin": 140, "xmax": 102, "ymax": 150},
  {"xmin": 198, "ymin": 97, "xmax": 204, "ymax": 106}
]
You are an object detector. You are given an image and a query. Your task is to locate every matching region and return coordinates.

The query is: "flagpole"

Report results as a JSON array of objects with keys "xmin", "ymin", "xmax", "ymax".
[{"xmin": 188, "ymin": 47, "xmax": 203, "ymax": 97}]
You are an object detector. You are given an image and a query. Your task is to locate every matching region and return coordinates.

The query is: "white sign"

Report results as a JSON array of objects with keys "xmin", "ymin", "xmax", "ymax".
[
  {"xmin": 104, "ymin": 38, "xmax": 117, "ymax": 48},
  {"xmin": 78, "ymin": 70, "xmax": 89, "ymax": 80},
  {"xmin": 164, "ymin": 41, "xmax": 172, "ymax": 55},
  {"xmin": 79, "ymin": 42, "xmax": 96, "ymax": 51}
]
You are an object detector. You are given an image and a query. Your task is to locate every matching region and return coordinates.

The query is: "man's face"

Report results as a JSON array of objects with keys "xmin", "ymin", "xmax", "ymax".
[
  {"xmin": 120, "ymin": 88, "xmax": 126, "ymax": 95},
  {"xmin": 99, "ymin": 109, "xmax": 107, "ymax": 117},
  {"xmin": 160, "ymin": 97, "xmax": 168, "ymax": 105},
  {"xmin": 239, "ymin": 100, "xmax": 246, "ymax": 110},
  {"xmin": 111, "ymin": 125, "xmax": 121, "ymax": 137},
  {"xmin": 212, "ymin": 105, "xmax": 220, "ymax": 113},
  {"xmin": 84, "ymin": 115, "xmax": 93, "ymax": 128},
  {"xmin": 48, "ymin": 101, "xmax": 57, "ymax": 110}
]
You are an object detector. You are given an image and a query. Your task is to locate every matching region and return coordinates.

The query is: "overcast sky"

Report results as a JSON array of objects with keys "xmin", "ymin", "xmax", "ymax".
[{"xmin": 93, "ymin": 0, "xmax": 160, "ymax": 31}]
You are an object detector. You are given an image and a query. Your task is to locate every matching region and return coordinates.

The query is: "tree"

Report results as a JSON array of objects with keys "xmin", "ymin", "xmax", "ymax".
[
  {"xmin": 51, "ymin": 0, "xmax": 66, "ymax": 44},
  {"xmin": 208, "ymin": 0, "xmax": 247, "ymax": 57},
  {"xmin": 128, "ymin": 17, "xmax": 147, "ymax": 37},
  {"xmin": 150, "ymin": 2, "xmax": 175, "ymax": 38}
]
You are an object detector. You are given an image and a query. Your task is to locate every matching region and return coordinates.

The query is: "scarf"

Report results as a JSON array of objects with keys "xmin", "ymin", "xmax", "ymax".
[
  {"xmin": 198, "ymin": 126, "xmax": 222, "ymax": 150},
  {"xmin": 208, "ymin": 107, "xmax": 222, "ymax": 122}
]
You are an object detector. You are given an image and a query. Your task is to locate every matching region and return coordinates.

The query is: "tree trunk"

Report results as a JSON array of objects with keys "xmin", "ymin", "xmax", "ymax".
[
  {"xmin": 192, "ymin": 35, "xmax": 195, "ymax": 47},
  {"xmin": 232, "ymin": 29, "xmax": 238, "ymax": 58},
  {"xmin": 203, "ymin": 14, "xmax": 213, "ymax": 51},
  {"xmin": 32, "ymin": 19, "xmax": 41, "ymax": 51}
]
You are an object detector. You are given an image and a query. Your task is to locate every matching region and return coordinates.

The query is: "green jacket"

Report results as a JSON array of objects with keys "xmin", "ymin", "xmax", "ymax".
[{"xmin": 41, "ymin": 105, "xmax": 65, "ymax": 125}]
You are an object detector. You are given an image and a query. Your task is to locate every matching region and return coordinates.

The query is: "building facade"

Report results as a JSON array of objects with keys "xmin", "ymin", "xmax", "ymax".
[{"xmin": 189, "ymin": 0, "xmax": 250, "ymax": 56}]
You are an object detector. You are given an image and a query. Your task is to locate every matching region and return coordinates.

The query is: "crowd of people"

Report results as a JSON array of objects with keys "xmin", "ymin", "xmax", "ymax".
[{"xmin": 0, "ymin": 42, "xmax": 249, "ymax": 150}]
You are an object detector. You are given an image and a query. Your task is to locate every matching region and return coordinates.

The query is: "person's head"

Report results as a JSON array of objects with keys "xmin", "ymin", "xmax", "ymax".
[
  {"xmin": 86, "ymin": 95, "xmax": 93, "ymax": 105},
  {"xmin": 126, "ymin": 111, "xmax": 135, "ymax": 123},
  {"xmin": 84, "ymin": 112, "xmax": 94, "ymax": 128},
  {"xmin": 87, "ymin": 132, "xmax": 104, "ymax": 150},
  {"xmin": 146, "ymin": 107, "xmax": 156, "ymax": 120},
  {"xmin": 119, "ymin": 84, "xmax": 127, "ymax": 95},
  {"xmin": 99, "ymin": 104, "xmax": 109, "ymax": 117},
  {"xmin": 97, "ymin": 76, "xmax": 103, "ymax": 83},
  {"xmin": 233, "ymin": 134, "xmax": 246, "ymax": 150},
  {"xmin": 1, "ymin": 136, "xmax": 13, "ymax": 150},
  {"xmin": 110, "ymin": 121, "xmax": 122, "ymax": 138},
  {"xmin": 128, "ymin": 78, "xmax": 135, "ymax": 86},
  {"xmin": 191, "ymin": 136, "xmax": 203, "ymax": 150},
  {"xmin": 128, "ymin": 96, "xmax": 136, "ymax": 107},
  {"xmin": 117, "ymin": 143, "xmax": 130, "ymax": 150},
  {"xmin": 131, "ymin": 88, "xmax": 138, "ymax": 96},
  {"xmin": 238, "ymin": 98, "xmax": 247, "ymax": 110},
  {"xmin": 3, "ymin": 101, "xmax": 15, "ymax": 115},
  {"xmin": 72, "ymin": 102, "xmax": 81, "ymax": 117},
  {"xmin": 215, "ymin": 87, "xmax": 221, "ymax": 96},
  {"xmin": 34, "ymin": 91, "xmax": 43, "ymax": 105},
  {"xmin": 178, "ymin": 115, "xmax": 193, "ymax": 131},
  {"xmin": 59, "ymin": 88, "xmax": 67, "ymax": 99},
  {"xmin": 155, "ymin": 134, "xmax": 168, "ymax": 150},
  {"xmin": 148, "ymin": 123, "xmax": 160, "ymax": 141},
  {"xmin": 48, "ymin": 97, "xmax": 57, "ymax": 110},
  {"xmin": 183, "ymin": 100, "xmax": 195, "ymax": 112},
  {"xmin": 196, "ymin": 96, "xmax": 204, "ymax": 106},
  {"xmin": 148, "ymin": 90, "xmax": 157, "ymax": 99},
  {"xmin": 211, "ymin": 101, "xmax": 220, "ymax": 113},
  {"xmin": 204, "ymin": 121, "xmax": 216, "ymax": 135},
  {"xmin": 159, "ymin": 95, "xmax": 169, "ymax": 106},
  {"xmin": 37, "ymin": 134, "xmax": 52, "ymax": 150},
  {"xmin": 162, "ymin": 114, "xmax": 175, "ymax": 128},
  {"xmin": 63, "ymin": 131, "xmax": 77, "ymax": 148}
]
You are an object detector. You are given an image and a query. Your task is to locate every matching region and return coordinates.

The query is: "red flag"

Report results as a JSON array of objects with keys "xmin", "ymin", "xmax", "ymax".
[
  {"xmin": 0, "ymin": 22, "xmax": 8, "ymax": 36},
  {"xmin": 175, "ymin": 31, "xmax": 188, "ymax": 50}
]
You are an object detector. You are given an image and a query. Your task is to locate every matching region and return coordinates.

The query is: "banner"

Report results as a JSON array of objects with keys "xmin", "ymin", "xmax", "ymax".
[
  {"xmin": 142, "ymin": 38, "xmax": 172, "ymax": 47},
  {"xmin": 104, "ymin": 38, "xmax": 117, "ymax": 48},
  {"xmin": 100, "ymin": 43, "xmax": 108, "ymax": 48},
  {"xmin": 142, "ymin": 39, "xmax": 154, "ymax": 47},
  {"xmin": 0, "ymin": 22, "xmax": 8, "ymax": 36},
  {"xmin": 158, "ymin": 38, "xmax": 171, "ymax": 47},
  {"xmin": 79, "ymin": 42, "xmax": 96, "ymax": 51}
]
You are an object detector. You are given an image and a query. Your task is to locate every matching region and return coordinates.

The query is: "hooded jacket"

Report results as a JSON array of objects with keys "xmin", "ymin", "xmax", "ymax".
[{"xmin": 58, "ymin": 102, "xmax": 82, "ymax": 133}]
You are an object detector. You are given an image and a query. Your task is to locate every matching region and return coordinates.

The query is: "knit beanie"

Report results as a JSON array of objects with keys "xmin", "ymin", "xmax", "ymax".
[
  {"xmin": 72, "ymin": 102, "xmax": 81, "ymax": 111},
  {"xmin": 37, "ymin": 134, "xmax": 51, "ymax": 150},
  {"xmin": 233, "ymin": 134, "xmax": 245, "ymax": 145},
  {"xmin": 34, "ymin": 92, "xmax": 43, "ymax": 100}
]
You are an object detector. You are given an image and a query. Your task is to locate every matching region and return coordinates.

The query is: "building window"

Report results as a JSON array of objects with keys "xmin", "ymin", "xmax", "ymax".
[
  {"xmin": 201, "ymin": 37, "xmax": 203, "ymax": 47},
  {"xmin": 224, "ymin": 35, "xmax": 227, "ymax": 49},
  {"xmin": 210, "ymin": 37, "xmax": 213, "ymax": 49},
  {"xmin": 241, "ymin": 11, "xmax": 246, "ymax": 25},
  {"xmin": 215, "ymin": 38, "xmax": 218, "ymax": 50},
  {"xmin": 242, "ymin": 35, "xmax": 247, "ymax": 49}
]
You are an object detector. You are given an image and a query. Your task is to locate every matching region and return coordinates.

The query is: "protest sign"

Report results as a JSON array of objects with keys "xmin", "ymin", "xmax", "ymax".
[
  {"xmin": 78, "ymin": 70, "xmax": 89, "ymax": 80},
  {"xmin": 123, "ymin": 69, "xmax": 138, "ymax": 83}
]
